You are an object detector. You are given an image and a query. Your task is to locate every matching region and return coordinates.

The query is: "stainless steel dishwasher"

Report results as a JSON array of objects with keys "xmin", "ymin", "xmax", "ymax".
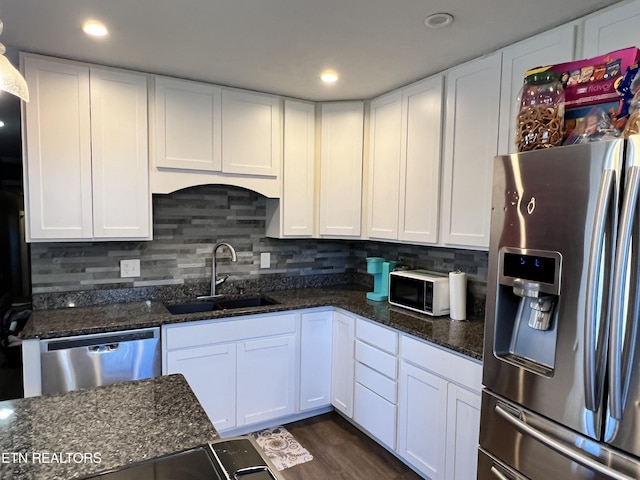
[{"xmin": 40, "ymin": 327, "xmax": 161, "ymax": 395}]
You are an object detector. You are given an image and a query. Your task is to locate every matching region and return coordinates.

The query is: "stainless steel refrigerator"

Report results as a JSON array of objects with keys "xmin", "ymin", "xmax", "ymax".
[{"xmin": 479, "ymin": 136, "xmax": 640, "ymax": 479}]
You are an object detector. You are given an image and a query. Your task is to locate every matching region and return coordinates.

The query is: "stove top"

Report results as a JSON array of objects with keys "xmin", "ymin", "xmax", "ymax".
[{"xmin": 85, "ymin": 437, "xmax": 283, "ymax": 480}]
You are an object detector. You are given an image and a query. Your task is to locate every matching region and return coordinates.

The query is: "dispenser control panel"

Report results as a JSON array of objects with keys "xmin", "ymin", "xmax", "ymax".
[
  {"xmin": 503, "ymin": 252, "xmax": 556, "ymax": 284},
  {"xmin": 498, "ymin": 247, "xmax": 562, "ymax": 296}
]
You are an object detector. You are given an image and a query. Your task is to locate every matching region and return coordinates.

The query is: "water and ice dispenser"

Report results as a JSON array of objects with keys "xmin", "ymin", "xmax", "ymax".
[{"xmin": 493, "ymin": 247, "xmax": 562, "ymax": 376}]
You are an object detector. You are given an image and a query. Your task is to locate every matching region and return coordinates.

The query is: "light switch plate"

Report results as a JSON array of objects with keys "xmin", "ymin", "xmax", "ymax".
[
  {"xmin": 260, "ymin": 252, "xmax": 270, "ymax": 269},
  {"xmin": 120, "ymin": 259, "xmax": 141, "ymax": 278}
]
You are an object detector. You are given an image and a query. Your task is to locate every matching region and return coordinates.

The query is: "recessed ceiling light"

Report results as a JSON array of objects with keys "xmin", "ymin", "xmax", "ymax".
[
  {"xmin": 321, "ymin": 71, "xmax": 338, "ymax": 83},
  {"xmin": 0, "ymin": 121, "xmax": 5, "ymax": 128},
  {"xmin": 82, "ymin": 20, "xmax": 109, "ymax": 37},
  {"xmin": 424, "ymin": 13, "xmax": 454, "ymax": 29}
]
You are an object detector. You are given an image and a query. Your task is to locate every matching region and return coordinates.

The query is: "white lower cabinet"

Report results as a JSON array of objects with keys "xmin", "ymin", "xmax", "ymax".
[
  {"xmin": 398, "ymin": 334, "xmax": 482, "ymax": 480},
  {"xmin": 163, "ymin": 308, "xmax": 482, "ymax": 478},
  {"xmin": 445, "ymin": 383, "xmax": 482, "ymax": 480},
  {"xmin": 354, "ymin": 381, "xmax": 397, "ymax": 448},
  {"xmin": 163, "ymin": 312, "xmax": 298, "ymax": 433},
  {"xmin": 299, "ymin": 311, "xmax": 333, "ymax": 411},
  {"xmin": 398, "ymin": 361, "xmax": 448, "ymax": 480},
  {"xmin": 237, "ymin": 334, "xmax": 297, "ymax": 426},
  {"xmin": 331, "ymin": 310, "xmax": 356, "ymax": 417},
  {"xmin": 166, "ymin": 342, "xmax": 237, "ymax": 431},
  {"xmin": 353, "ymin": 317, "xmax": 399, "ymax": 449}
]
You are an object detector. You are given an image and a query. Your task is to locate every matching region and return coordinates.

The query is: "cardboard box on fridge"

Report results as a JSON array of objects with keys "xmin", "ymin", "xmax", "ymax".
[{"xmin": 531, "ymin": 47, "xmax": 640, "ymax": 138}]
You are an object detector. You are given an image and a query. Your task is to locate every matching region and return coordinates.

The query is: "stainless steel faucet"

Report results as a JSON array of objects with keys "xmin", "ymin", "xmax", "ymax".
[{"xmin": 210, "ymin": 242, "xmax": 238, "ymax": 297}]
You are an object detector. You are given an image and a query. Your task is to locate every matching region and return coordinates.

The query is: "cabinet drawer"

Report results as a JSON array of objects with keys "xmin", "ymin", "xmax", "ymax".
[
  {"xmin": 356, "ymin": 318, "xmax": 398, "ymax": 354},
  {"xmin": 165, "ymin": 313, "xmax": 297, "ymax": 350},
  {"xmin": 355, "ymin": 340, "xmax": 397, "ymax": 379},
  {"xmin": 356, "ymin": 362, "xmax": 397, "ymax": 404},
  {"xmin": 354, "ymin": 382, "xmax": 397, "ymax": 450},
  {"xmin": 401, "ymin": 334, "xmax": 482, "ymax": 392}
]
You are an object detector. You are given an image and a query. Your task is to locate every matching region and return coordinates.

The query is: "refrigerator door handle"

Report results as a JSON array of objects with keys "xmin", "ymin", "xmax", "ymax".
[
  {"xmin": 610, "ymin": 165, "xmax": 640, "ymax": 420},
  {"xmin": 584, "ymin": 169, "xmax": 615, "ymax": 412},
  {"xmin": 490, "ymin": 465, "xmax": 528, "ymax": 480},
  {"xmin": 490, "ymin": 466, "xmax": 514, "ymax": 480},
  {"xmin": 495, "ymin": 404, "xmax": 635, "ymax": 480}
]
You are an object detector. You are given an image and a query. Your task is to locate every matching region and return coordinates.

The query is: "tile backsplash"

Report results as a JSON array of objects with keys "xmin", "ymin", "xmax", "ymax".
[{"xmin": 31, "ymin": 184, "xmax": 488, "ymax": 312}]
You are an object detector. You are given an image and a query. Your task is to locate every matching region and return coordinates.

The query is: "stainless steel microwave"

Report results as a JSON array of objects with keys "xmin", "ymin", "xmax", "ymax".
[{"xmin": 388, "ymin": 269, "xmax": 450, "ymax": 316}]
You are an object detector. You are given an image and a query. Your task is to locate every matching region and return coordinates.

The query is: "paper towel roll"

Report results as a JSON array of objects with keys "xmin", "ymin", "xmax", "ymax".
[{"xmin": 449, "ymin": 271, "xmax": 467, "ymax": 321}]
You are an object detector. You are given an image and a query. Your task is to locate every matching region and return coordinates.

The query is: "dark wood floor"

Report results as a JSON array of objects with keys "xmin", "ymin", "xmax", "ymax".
[{"xmin": 281, "ymin": 412, "xmax": 423, "ymax": 480}]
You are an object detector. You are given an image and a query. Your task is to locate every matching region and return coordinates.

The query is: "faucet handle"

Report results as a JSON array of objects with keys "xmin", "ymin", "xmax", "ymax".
[{"xmin": 215, "ymin": 275, "xmax": 229, "ymax": 286}]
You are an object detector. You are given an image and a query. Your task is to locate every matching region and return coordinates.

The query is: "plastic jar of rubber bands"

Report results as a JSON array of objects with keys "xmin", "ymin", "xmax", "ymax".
[{"xmin": 515, "ymin": 71, "xmax": 565, "ymax": 152}]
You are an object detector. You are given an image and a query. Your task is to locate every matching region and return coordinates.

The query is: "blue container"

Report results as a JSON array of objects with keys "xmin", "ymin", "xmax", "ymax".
[{"xmin": 366, "ymin": 257, "xmax": 385, "ymax": 274}]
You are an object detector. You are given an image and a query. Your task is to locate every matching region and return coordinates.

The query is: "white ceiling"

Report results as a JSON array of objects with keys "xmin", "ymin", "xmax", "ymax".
[{"xmin": 0, "ymin": 0, "xmax": 625, "ymax": 103}]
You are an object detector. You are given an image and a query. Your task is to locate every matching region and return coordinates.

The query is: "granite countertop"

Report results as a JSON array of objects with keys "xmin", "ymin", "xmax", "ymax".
[
  {"xmin": 23, "ymin": 285, "xmax": 484, "ymax": 360},
  {"xmin": 0, "ymin": 374, "xmax": 218, "ymax": 480}
]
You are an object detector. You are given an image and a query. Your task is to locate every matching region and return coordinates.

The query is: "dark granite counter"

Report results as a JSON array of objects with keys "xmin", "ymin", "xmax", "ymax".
[
  {"xmin": 0, "ymin": 374, "xmax": 218, "ymax": 480},
  {"xmin": 23, "ymin": 285, "xmax": 484, "ymax": 360}
]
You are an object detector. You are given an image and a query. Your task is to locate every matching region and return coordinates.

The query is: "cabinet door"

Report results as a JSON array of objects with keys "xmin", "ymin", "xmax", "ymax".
[
  {"xmin": 165, "ymin": 343, "xmax": 237, "ymax": 432},
  {"xmin": 222, "ymin": 89, "xmax": 281, "ymax": 176},
  {"xmin": 300, "ymin": 311, "xmax": 333, "ymax": 411},
  {"xmin": 498, "ymin": 25, "xmax": 575, "ymax": 155},
  {"xmin": 319, "ymin": 102, "xmax": 364, "ymax": 237},
  {"xmin": 398, "ymin": 361, "xmax": 448, "ymax": 480},
  {"xmin": 445, "ymin": 384, "xmax": 481, "ymax": 480},
  {"xmin": 331, "ymin": 310, "xmax": 355, "ymax": 417},
  {"xmin": 583, "ymin": 0, "xmax": 640, "ymax": 57},
  {"xmin": 367, "ymin": 91, "xmax": 402, "ymax": 240},
  {"xmin": 399, "ymin": 76, "xmax": 444, "ymax": 244},
  {"xmin": 154, "ymin": 76, "xmax": 222, "ymax": 172},
  {"xmin": 441, "ymin": 53, "xmax": 502, "ymax": 249},
  {"xmin": 282, "ymin": 100, "xmax": 315, "ymax": 236},
  {"xmin": 22, "ymin": 56, "xmax": 93, "ymax": 241},
  {"xmin": 236, "ymin": 334, "xmax": 297, "ymax": 426},
  {"xmin": 91, "ymin": 68, "xmax": 151, "ymax": 239}
]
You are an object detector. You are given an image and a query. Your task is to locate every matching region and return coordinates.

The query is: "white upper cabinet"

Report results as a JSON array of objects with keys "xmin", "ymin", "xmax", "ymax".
[
  {"xmin": 399, "ymin": 76, "xmax": 444, "ymax": 244},
  {"xmin": 150, "ymin": 82, "xmax": 281, "ymax": 197},
  {"xmin": 367, "ymin": 91, "xmax": 403, "ymax": 240},
  {"xmin": 498, "ymin": 24, "xmax": 576, "ymax": 155},
  {"xmin": 90, "ymin": 68, "xmax": 150, "ymax": 239},
  {"xmin": 23, "ymin": 57, "xmax": 93, "ymax": 241},
  {"xmin": 583, "ymin": 0, "xmax": 640, "ymax": 57},
  {"xmin": 222, "ymin": 89, "xmax": 282, "ymax": 176},
  {"xmin": 367, "ymin": 76, "xmax": 444, "ymax": 245},
  {"xmin": 154, "ymin": 77, "xmax": 222, "ymax": 172},
  {"xmin": 266, "ymin": 100, "xmax": 316, "ymax": 238},
  {"xmin": 22, "ymin": 54, "xmax": 151, "ymax": 242},
  {"xmin": 441, "ymin": 52, "xmax": 502, "ymax": 249},
  {"xmin": 319, "ymin": 101, "xmax": 364, "ymax": 237}
]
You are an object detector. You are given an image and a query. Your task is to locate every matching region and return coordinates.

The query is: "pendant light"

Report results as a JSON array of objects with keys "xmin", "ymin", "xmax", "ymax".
[{"xmin": 0, "ymin": 19, "xmax": 29, "ymax": 102}]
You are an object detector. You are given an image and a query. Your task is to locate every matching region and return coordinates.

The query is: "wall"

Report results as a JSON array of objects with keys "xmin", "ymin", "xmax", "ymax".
[{"xmin": 30, "ymin": 185, "xmax": 488, "ymax": 310}]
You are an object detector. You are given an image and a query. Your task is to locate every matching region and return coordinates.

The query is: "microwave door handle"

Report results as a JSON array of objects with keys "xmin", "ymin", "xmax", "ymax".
[
  {"xmin": 584, "ymin": 169, "xmax": 615, "ymax": 412},
  {"xmin": 495, "ymin": 404, "xmax": 635, "ymax": 480},
  {"xmin": 610, "ymin": 165, "xmax": 640, "ymax": 420}
]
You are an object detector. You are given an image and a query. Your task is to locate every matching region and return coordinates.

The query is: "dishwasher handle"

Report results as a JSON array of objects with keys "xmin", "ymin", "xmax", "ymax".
[{"xmin": 44, "ymin": 329, "xmax": 157, "ymax": 352}]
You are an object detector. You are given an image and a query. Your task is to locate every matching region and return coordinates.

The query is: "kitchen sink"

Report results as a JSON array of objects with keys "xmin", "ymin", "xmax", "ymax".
[
  {"xmin": 214, "ymin": 294, "xmax": 279, "ymax": 309},
  {"xmin": 165, "ymin": 301, "xmax": 218, "ymax": 315},
  {"xmin": 164, "ymin": 295, "xmax": 279, "ymax": 315}
]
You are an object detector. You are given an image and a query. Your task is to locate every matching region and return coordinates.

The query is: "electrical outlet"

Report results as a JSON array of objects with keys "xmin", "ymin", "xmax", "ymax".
[
  {"xmin": 120, "ymin": 259, "xmax": 141, "ymax": 278},
  {"xmin": 260, "ymin": 252, "xmax": 271, "ymax": 269}
]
